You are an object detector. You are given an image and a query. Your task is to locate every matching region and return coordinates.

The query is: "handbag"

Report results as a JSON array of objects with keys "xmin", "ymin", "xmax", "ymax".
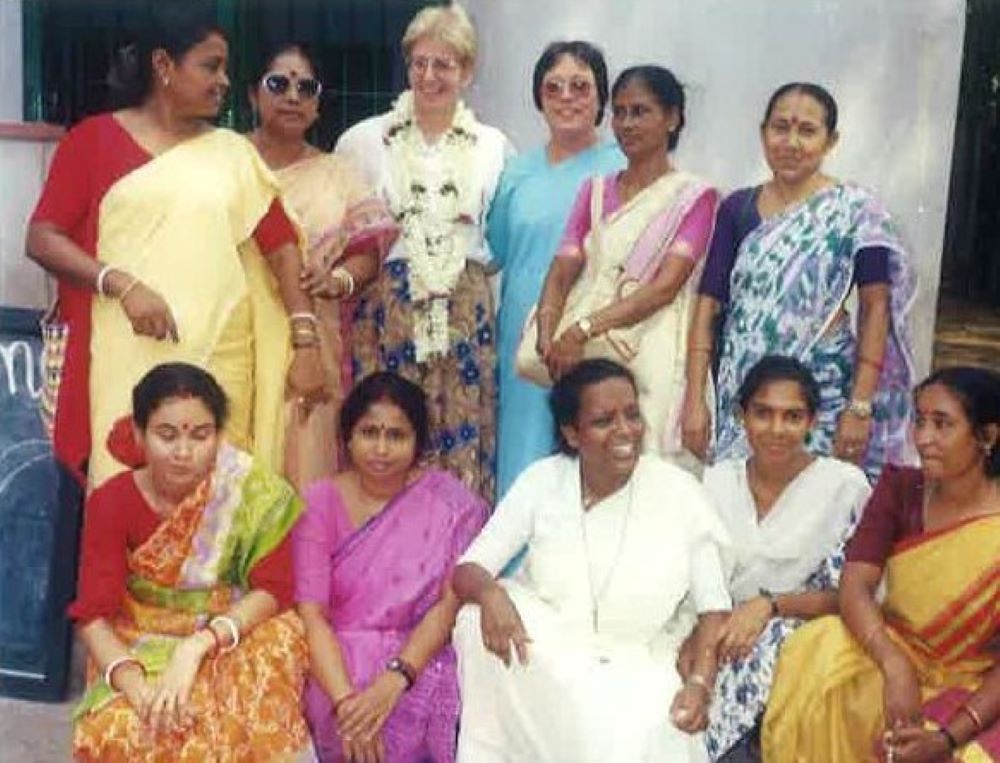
[
  {"xmin": 515, "ymin": 175, "xmax": 643, "ymax": 387},
  {"xmin": 38, "ymin": 300, "xmax": 68, "ymax": 440}
]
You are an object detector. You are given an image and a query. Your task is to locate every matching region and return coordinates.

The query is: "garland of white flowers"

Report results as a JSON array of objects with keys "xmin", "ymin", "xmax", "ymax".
[{"xmin": 383, "ymin": 90, "xmax": 480, "ymax": 361}]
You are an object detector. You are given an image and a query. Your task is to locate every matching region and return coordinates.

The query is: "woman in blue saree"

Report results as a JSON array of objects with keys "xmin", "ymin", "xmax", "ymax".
[
  {"xmin": 488, "ymin": 40, "xmax": 623, "ymax": 497},
  {"xmin": 682, "ymin": 82, "xmax": 916, "ymax": 480}
]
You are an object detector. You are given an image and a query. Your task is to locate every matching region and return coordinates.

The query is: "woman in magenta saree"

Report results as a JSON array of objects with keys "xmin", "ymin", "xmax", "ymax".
[{"xmin": 294, "ymin": 372, "xmax": 488, "ymax": 763}]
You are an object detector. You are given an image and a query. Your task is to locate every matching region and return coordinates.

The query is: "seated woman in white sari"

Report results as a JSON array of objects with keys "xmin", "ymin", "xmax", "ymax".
[
  {"xmin": 700, "ymin": 356, "xmax": 871, "ymax": 761},
  {"xmin": 452, "ymin": 358, "xmax": 731, "ymax": 763}
]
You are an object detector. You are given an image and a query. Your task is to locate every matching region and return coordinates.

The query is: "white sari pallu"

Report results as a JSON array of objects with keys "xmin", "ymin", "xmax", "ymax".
[{"xmin": 454, "ymin": 454, "xmax": 732, "ymax": 763}]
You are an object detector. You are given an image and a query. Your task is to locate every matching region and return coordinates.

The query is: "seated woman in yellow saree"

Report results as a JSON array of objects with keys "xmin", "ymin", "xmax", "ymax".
[
  {"xmin": 70, "ymin": 363, "xmax": 311, "ymax": 762},
  {"xmin": 26, "ymin": 4, "xmax": 325, "ymax": 489},
  {"xmin": 763, "ymin": 366, "xmax": 1000, "ymax": 762}
]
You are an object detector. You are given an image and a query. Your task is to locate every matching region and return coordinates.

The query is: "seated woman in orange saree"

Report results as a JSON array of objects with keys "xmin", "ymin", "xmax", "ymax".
[
  {"xmin": 70, "ymin": 363, "xmax": 312, "ymax": 762},
  {"xmin": 762, "ymin": 366, "xmax": 1000, "ymax": 763}
]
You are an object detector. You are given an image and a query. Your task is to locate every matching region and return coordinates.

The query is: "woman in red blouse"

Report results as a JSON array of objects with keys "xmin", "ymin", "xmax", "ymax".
[
  {"xmin": 71, "ymin": 362, "xmax": 311, "ymax": 761},
  {"xmin": 26, "ymin": 2, "xmax": 325, "ymax": 487}
]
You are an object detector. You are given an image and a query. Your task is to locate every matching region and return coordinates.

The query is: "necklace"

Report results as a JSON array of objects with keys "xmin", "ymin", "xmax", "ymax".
[
  {"xmin": 579, "ymin": 477, "xmax": 634, "ymax": 633},
  {"xmin": 383, "ymin": 90, "xmax": 481, "ymax": 360}
]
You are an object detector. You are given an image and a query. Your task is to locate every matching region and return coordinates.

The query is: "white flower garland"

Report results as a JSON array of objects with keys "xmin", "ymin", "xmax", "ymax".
[{"xmin": 383, "ymin": 90, "xmax": 480, "ymax": 361}]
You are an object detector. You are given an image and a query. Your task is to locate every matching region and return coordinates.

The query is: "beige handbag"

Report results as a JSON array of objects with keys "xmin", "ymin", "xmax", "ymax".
[{"xmin": 515, "ymin": 176, "xmax": 644, "ymax": 387}]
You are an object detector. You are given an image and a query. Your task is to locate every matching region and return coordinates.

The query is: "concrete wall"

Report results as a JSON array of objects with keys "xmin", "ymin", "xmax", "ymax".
[
  {"xmin": 0, "ymin": 134, "xmax": 57, "ymax": 311},
  {"xmin": 465, "ymin": 0, "xmax": 967, "ymax": 377},
  {"xmin": 0, "ymin": 1, "xmax": 22, "ymax": 122},
  {"xmin": 0, "ymin": 0, "xmax": 57, "ymax": 312}
]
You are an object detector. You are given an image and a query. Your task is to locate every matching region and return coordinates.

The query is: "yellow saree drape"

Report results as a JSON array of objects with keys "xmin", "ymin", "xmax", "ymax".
[
  {"xmin": 763, "ymin": 514, "xmax": 1000, "ymax": 762},
  {"xmin": 89, "ymin": 129, "xmax": 292, "ymax": 487}
]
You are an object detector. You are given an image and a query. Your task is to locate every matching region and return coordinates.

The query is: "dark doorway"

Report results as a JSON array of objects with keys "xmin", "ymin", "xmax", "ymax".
[
  {"xmin": 935, "ymin": 0, "xmax": 1000, "ymax": 370},
  {"xmin": 22, "ymin": 0, "xmax": 440, "ymax": 148}
]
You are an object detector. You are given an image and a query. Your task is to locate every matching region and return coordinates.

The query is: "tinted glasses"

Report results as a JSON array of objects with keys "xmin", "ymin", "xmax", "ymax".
[
  {"xmin": 261, "ymin": 73, "xmax": 322, "ymax": 99},
  {"xmin": 542, "ymin": 77, "xmax": 594, "ymax": 100}
]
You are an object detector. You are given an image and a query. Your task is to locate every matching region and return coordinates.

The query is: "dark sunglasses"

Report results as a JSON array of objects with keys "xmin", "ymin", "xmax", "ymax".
[{"xmin": 261, "ymin": 73, "xmax": 323, "ymax": 99}]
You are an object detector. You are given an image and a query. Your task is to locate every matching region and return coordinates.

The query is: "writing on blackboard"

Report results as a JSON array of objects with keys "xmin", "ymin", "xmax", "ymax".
[{"xmin": 0, "ymin": 341, "xmax": 41, "ymax": 399}]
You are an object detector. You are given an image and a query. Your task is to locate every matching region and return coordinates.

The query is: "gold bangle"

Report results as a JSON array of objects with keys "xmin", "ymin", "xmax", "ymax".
[
  {"xmin": 689, "ymin": 345, "xmax": 713, "ymax": 355},
  {"xmin": 537, "ymin": 305, "xmax": 559, "ymax": 317},
  {"xmin": 117, "ymin": 277, "xmax": 140, "ymax": 303},
  {"xmin": 960, "ymin": 702, "xmax": 985, "ymax": 732}
]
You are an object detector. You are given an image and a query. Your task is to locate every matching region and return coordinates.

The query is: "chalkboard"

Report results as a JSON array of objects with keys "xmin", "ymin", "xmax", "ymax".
[{"xmin": 0, "ymin": 307, "xmax": 81, "ymax": 702}]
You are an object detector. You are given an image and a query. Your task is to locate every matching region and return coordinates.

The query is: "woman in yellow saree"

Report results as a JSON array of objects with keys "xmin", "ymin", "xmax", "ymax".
[
  {"xmin": 247, "ymin": 42, "xmax": 398, "ymax": 490},
  {"xmin": 70, "ymin": 363, "xmax": 311, "ymax": 762},
  {"xmin": 763, "ymin": 366, "xmax": 1000, "ymax": 762},
  {"xmin": 27, "ymin": 3, "xmax": 325, "ymax": 488}
]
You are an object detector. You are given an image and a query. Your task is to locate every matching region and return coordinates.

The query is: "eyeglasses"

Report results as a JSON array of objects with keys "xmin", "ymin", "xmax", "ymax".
[
  {"xmin": 542, "ymin": 77, "xmax": 594, "ymax": 99},
  {"xmin": 261, "ymin": 73, "xmax": 323, "ymax": 99},
  {"xmin": 408, "ymin": 55, "xmax": 460, "ymax": 77}
]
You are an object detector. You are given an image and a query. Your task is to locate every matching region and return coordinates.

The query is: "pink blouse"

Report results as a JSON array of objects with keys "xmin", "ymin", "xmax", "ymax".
[{"xmin": 556, "ymin": 172, "xmax": 715, "ymax": 261}]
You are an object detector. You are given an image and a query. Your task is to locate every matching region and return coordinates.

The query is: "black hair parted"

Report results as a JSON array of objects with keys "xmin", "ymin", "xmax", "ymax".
[
  {"xmin": 339, "ymin": 372, "xmax": 431, "ymax": 459},
  {"xmin": 132, "ymin": 362, "xmax": 229, "ymax": 430}
]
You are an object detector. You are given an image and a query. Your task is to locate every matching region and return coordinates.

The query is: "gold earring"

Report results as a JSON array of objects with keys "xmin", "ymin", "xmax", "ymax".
[{"xmin": 163, "ymin": 76, "xmax": 170, "ymax": 88}]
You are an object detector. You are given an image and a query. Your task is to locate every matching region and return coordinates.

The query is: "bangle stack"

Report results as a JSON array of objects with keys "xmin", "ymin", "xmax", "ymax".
[
  {"xmin": 330, "ymin": 267, "xmax": 355, "ymax": 298},
  {"xmin": 103, "ymin": 655, "xmax": 145, "ymax": 691},
  {"xmin": 209, "ymin": 615, "xmax": 241, "ymax": 654},
  {"xmin": 289, "ymin": 311, "xmax": 319, "ymax": 349}
]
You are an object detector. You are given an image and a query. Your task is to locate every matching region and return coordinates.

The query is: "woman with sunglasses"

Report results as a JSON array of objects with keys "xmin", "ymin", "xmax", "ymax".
[
  {"xmin": 336, "ymin": 3, "xmax": 512, "ymax": 501},
  {"xmin": 248, "ymin": 43, "xmax": 399, "ymax": 491},
  {"xmin": 487, "ymin": 41, "xmax": 624, "ymax": 498},
  {"xmin": 25, "ymin": 1, "xmax": 325, "ymax": 489},
  {"xmin": 531, "ymin": 65, "xmax": 718, "ymax": 471}
]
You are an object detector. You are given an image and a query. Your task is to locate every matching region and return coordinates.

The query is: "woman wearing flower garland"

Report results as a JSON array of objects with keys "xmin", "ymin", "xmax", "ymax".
[{"xmin": 336, "ymin": 3, "xmax": 512, "ymax": 501}]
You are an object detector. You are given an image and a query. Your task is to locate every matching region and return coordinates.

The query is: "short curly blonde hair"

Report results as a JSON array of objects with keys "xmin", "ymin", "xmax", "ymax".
[{"xmin": 401, "ymin": 3, "xmax": 477, "ymax": 69}]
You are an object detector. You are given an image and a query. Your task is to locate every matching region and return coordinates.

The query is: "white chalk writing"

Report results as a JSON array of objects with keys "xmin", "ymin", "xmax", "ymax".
[{"xmin": 0, "ymin": 341, "xmax": 41, "ymax": 399}]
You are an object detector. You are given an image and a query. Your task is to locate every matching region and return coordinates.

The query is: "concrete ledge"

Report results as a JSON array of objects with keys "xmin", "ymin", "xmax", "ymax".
[{"xmin": 0, "ymin": 122, "xmax": 65, "ymax": 142}]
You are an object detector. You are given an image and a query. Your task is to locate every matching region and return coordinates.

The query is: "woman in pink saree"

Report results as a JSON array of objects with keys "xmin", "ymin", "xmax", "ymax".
[{"xmin": 293, "ymin": 372, "xmax": 489, "ymax": 762}]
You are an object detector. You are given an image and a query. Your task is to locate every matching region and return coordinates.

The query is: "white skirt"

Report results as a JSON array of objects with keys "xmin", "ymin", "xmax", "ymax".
[{"xmin": 454, "ymin": 582, "xmax": 709, "ymax": 763}]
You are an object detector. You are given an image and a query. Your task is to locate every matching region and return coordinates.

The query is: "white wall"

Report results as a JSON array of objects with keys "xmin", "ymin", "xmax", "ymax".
[
  {"xmin": 0, "ymin": 0, "xmax": 56, "ymax": 311},
  {"xmin": 465, "ymin": 0, "xmax": 966, "ymax": 377},
  {"xmin": 0, "ymin": 0, "xmax": 22, "ymax": 121}
]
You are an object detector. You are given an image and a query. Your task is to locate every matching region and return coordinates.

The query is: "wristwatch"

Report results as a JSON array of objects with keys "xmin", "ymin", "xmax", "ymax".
[
  {"xmin": 385, "ymin": 656, "xmax": 417, "ymax": 690},
  {"xmin": 575, "ymin": 317, "xmax": 594, "ymax": 340},
  {"xmin": 845, "ymin": 398, "xmax": 874, "ymax": 419}
]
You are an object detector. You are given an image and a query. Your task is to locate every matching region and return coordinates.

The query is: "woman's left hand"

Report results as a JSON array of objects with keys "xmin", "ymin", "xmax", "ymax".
[
  {"xmin": 544, "ymin": 329, "xmax": 585, "ymax": 381},
  {"xmin": 336, "ymin": 672, "xmax": 407, "ymax": 744},
  {"xmin": 147, "ymin": 632, "xmax": 211, "ymax": 733},
  {"xmin": 287, "ymin": 344, "xmax": 328, "ymax": 413},
  {"xmin": 834, "ymin": 410, "xmax": 873, "ymax": 464},
  {"xmin": 883, "ymin": 726, "xmax": 952, "ymax": 763},
  {"xmin": 717, "ymin": 597, "xmax": 771, "ymax": 663},
  {"xmin": 670, "ymin": 683, "xmax": 710, "ymax": 733},
  {"xmin": 300, "ymin": 261, "xmax": 351, "ymax": 300}
]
